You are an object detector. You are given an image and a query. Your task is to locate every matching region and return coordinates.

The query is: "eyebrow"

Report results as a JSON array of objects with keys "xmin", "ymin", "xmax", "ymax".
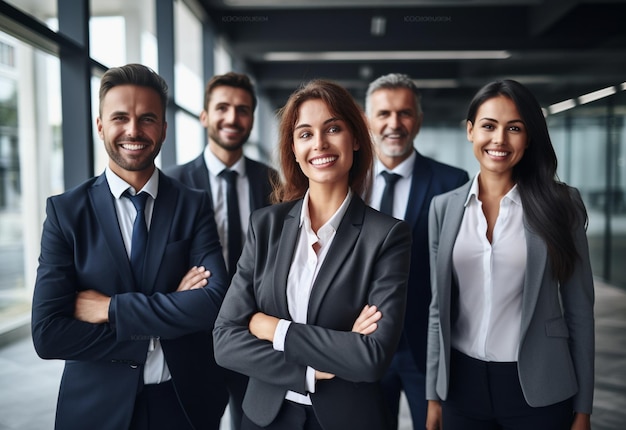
[
  {"xmin": 479, "ymin": 117, "xmax": 524, "ymax": 124},
  {"xmin": 294, "ymin": 117, "xmax": 340, "ymax": 130}
]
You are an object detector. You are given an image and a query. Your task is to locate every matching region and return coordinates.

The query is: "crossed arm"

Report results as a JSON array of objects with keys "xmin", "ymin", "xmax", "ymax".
[
  {"xmin": 248, "ymin": 304, "xmax": 383, "ymax": 381},
  {"xmin": 74, "ymin": 266, "xmax": 212, "ymax": 323}
]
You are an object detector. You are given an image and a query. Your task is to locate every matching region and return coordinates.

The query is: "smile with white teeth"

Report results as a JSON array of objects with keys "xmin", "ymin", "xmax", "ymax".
[
  {"xmin": 486, "ymin": 149, "xmax": 508, "ymax": 157},
  {"xmin": 310, "ymin": 156, "xmax": 337, "ymax": 166},
  {"xmin": 121, "ymin": 143, "xmax": 146, "ymax": 150}
]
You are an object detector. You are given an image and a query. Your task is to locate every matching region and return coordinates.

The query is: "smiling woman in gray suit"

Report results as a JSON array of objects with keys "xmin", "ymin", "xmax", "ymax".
[
  {"xmin": 425, "ymin": 80, "xmax": 594, "ymax": 430},
  {"xmin": 213, "ymin": 79, "xmax": 411, "ymax": 430}
]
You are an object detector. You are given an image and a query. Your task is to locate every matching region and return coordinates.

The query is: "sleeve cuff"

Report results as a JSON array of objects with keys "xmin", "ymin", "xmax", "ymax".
[
  {"xmin": 273, "ymin": 319, "xmax": 290, "ymax": 351},
  {"xmin": 305, "ymin": 366, "xmax": 316, "ymax": 393}
]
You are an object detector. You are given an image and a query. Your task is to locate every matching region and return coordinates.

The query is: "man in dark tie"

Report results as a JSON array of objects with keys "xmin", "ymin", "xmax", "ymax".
[
  {"xmin": 365, "ymin": 73, "xmax": 469, "ymax": 430},
  {"xmin": 165, "ymin": 71, "xmax": 278, "ymax": 430},
  {"xmin": 32, "ymin": 63, "xmax": 229, "ymax": 430}
]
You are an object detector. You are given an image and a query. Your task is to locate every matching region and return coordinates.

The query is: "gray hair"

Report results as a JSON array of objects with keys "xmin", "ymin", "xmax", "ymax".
[{"xmin": 365, "ymin": 73, "xmax": 422, "ymax": 117}]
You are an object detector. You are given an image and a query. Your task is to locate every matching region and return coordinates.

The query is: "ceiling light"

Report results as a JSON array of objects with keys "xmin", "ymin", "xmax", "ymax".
[
  {"xmin": 262, "ymin": 50, "xmax": 511, "ymax": 62},
  {"xmin": 548, "ymin": 99, "xmax": 576, "ymax": 115},
  {"xmin": 578, "ymin": 86, "xmax": 617, "ymax": 105},
  {"xmin": 371, "ymin": 16, "xmax": 386, "ymax": 36}
]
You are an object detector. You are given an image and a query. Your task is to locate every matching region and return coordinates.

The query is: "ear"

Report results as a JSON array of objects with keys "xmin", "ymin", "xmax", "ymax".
[
  {"xmin": 96, "ymin": 117, "xmax": 104, "ymax": 140},
  {"xmin": 353, "ymin": 138, "xmax": 360, "ymax": 151},
  {"xmin": 199, "ymin": 110, "xmax": 209, "ymax": 128},
  {"xmin": 466, "ymin": 120, "xmax": 474, "ymax": 142}
]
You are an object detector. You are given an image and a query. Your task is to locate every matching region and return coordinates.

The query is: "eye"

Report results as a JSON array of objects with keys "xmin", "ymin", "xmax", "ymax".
[
  {"xmin": 481, "ymin": 123, "xmax": 494, "ymax": 130},
  {"xmin": 328, "ymin": 125, "xmax": 340, "ymax": 133},
  {"xmin": 508, "ymin": 125, "xmax": 523, "ymax": 132},
  {"xmin": 297, "ymin": 131, "xmax": 312, "ymax": 139}
]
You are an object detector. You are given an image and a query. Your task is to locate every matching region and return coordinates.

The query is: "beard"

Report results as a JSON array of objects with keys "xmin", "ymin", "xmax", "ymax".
[
  {"xmin": 208, "ymin": 126, "xmax": 251, "ymax": 152},
  {"xmin": 105, "ymin": 138, "xmax": 162, "ymax": 172}
]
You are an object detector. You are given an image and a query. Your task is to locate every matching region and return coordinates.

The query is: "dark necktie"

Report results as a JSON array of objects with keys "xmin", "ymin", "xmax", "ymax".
[
  {"xmin": 379, "ymin": 171, "xmax": 401, "ymax": 216},
  {"xmin": 125, "ymin": 191, "xmax": 149, "ymax": 286},
  {"xmin": 220, "ymin": 169, "xmax": 242, "ymax": 278}
]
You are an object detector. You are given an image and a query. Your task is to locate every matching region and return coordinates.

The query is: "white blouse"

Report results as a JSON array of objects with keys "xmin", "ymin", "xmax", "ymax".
[{"xmin": 451, "ymin": 175, "xmax": 527, "ymax": 362}]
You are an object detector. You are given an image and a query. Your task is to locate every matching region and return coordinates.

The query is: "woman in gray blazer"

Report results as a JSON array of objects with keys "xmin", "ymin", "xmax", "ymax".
[
  {"xmin": 425, "ymin": 80, "xmax": 594, "ymax": 430},
  {"xmin": 213, "ymin": 80, "xmax": 411, "ymax": 430}
]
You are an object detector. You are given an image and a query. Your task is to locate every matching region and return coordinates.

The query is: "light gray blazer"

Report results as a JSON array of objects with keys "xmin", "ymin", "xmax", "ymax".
[{"xmin": 426, "ymin": 180, "xmax": 595, "ymax": 414}]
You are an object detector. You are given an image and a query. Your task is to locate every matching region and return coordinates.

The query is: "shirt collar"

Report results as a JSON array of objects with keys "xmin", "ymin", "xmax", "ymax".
[
  {"xmin": 204, "ymin": 145, "xmax": 246, "ymax": 178},
  {"xmin": 299, "ymin": 189, "xmax": 353, "ymax": 245},
  {"xmin": 464, "ymin": 172, "xmax": 522, "ymax": 207},
  {"xmin": 105, "ymin": 166, "xmax": 159, "ymax": 200},
  {"xmin": 374, "ymin": 149, "xmax": 416, "ymax": 179}
]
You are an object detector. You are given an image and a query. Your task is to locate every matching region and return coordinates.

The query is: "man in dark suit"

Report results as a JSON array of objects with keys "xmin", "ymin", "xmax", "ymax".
[
  {"xmin": 165, "ymin": 72, "xmax": 277, "ymax": 430},
  {"xmin": 32, "ymin": 63, "xmax": 229, "ymax": 430},
  {"xmin": 365, "ymin": 73, "xmax": 469, "ymax": 430}
]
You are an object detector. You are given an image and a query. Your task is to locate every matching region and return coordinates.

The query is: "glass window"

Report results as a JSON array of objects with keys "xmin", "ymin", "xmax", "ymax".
[
  {"xmin": 90, "ymin": 0, "xmax": 157, "ymax": 69},
  {"xmin": 0, "ymin": 31, "xmax": 62, "ymax": 324},
  {"xmin": 174, "ymin": 0, "xmax": 203, "ymax": 115},
  {"xmin": 4, "ymin": 0, "xmax": 58, "ymax": 32},
  {"xmin": 175, "ymin": 111, "xmax": 204, "ymax": 165}
]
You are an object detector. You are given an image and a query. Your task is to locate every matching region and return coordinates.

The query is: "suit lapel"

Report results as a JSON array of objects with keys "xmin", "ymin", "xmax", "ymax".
[
  {"xmin": 246, "ymin": 158, "xmax": 263, "ymax": 211},
  {"xmin": 307, "ymin": 197, "xmax": 364, "ymax": 323},
  {"xmin": 520, "ymin": 223, "xmax": 548, "ymax": 337},
  {"xmin": 142, "ymin": 172, "xmax": 177, "ymax": 294},
  {"xmin": 272, "ymin": 201, "xmax": 302, "ymax": 318},
  {"xmin": 89, "ymin": 174, "xmax": 136, "ymax": 292},
  {"xmin": 189, "ymin": 155, "xmax": 214, "ymax": 209},
  {"xmin": 404, "ymin": 152, "xmax": 432, "ymax": 228}
]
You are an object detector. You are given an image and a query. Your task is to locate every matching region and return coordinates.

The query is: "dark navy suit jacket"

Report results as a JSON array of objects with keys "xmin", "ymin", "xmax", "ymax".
[
  {"xmin": 32, "ymin": 171, "xmax": 229, "ymax": 430},
  {"xmin": 164, "ymin": 153, "xmax": 277, "ymax": 212},
  {"xmin": 401, "ymin": 151, "xmax": 468, "ymax": 373}
]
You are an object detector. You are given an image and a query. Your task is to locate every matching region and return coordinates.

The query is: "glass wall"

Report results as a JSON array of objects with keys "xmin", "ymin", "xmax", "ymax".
[
  {"xmin": 548, "ymin": 90, "xmax": 626, "ymax": 290},
  {"xmin": 0, "ymin": 30, "xmax": 62, "ymax": 329}
]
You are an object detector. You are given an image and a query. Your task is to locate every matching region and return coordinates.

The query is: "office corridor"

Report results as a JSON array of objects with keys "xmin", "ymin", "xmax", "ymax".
[{"xmin": 0, "ymin": 279, "xmax": 624, "ymax": 429}]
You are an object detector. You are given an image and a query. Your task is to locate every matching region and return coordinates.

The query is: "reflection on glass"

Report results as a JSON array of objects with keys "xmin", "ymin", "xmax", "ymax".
[{"xmin": 0, "ymin": 31, "xmax": 62, "ymax": 323}]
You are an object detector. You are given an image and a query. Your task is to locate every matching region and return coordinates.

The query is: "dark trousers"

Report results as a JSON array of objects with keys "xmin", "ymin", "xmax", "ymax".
[
  {"xmin": 129, "ymin": 380, "xmax": 194, "ymax": 430},
  {"xmin": 381, "ymin": 334, "xmax": 427, "ymax": 430},
  {"xmin": 443, "ymin": 349, "xmax": 573, "ymax": 430},
  {"xmin": 226, "ymin": 369, "xmax": 249, "ymax": 430},
  {"xmin": 241, "ymin": 400, "xmax": 323, "ymax": 430}
]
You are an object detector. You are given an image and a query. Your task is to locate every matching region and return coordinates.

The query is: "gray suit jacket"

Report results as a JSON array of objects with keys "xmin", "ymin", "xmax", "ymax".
[
  {"xmin": 426, "ymin": 180, "xmax": 595, "ymax": 414},
  {"xmin": 213, "ymin": 195, "xmax": 412, "ymax": 430}
]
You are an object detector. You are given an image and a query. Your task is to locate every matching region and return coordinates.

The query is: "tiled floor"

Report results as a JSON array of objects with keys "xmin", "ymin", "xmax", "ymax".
[{"xmin": 0, "ymin": 279, "xmax": 624, "ymax": 430}]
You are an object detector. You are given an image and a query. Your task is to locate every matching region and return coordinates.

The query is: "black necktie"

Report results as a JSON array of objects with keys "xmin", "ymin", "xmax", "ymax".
[
  {"xmin": 220, "ymin": 169, "xmax": 242, "ymax": 278},
  {"xmin": 126, "ymin": 191, "xmax": 149, "ymax": 286},
  {"xmin": 379, "ymin": 171, "xmax": 401, "ymax": 216}
]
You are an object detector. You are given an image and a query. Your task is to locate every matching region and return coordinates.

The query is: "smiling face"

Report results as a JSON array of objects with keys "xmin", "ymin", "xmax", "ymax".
[
  {"xmin": 97, "ymin": 84, "xmax": 166, "ymax": 186},
  {"xmin": 202, "ymin": 85, "xmax": 254, "ymax": 156},
  {"xmin": 292, "ymin": 99, "xmax": 359, "ymax": 190},
  {"xmin": 467, "ymin": 95, "xmax": 528, "ymax": 179},
  {"xmin": 367, "ymin": 87, "xmax": 422, "ymax": 169}
]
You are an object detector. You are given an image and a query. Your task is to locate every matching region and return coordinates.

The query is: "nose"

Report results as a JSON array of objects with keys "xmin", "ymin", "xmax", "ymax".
[
  {"xmin": 493, "ymin": 127, "xmax": 506, "ymax": 144},
  {"xmin": 125, "ymin": 119, "xmax": 139, "ymax": 137},
  {"xmin": 388, "ymin": 113, "xmax": 401, "ymax": 130},
  {"xmin": 225, "ymin": 107, "xmax": 237, "ymax": 124},
  {"xmin": 313, "ymin": 132, "xmax": 328, "ymax": 150}
]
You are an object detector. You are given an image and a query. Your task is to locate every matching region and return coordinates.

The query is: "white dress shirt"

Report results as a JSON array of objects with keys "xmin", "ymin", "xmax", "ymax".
[
  {"xmin": 105, "ymin": 167, "xmax": 171, "ymax": 384},
  {"xmin": 204, "ymin": 146, "xmax": 251, "ymax": 268},
  {"xmin": 273, "ymin": 189, "xmax": 353, "ymax": 405},
  {"xmin": 370, "ymin": 150, "xmax": 415, "ymax": 220},
  {"xmin": 451, "ymin": 174, "xmax": 527, "ymax": 362}
]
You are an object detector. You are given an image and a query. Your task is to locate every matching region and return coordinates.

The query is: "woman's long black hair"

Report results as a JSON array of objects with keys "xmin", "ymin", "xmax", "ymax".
[{"xmin": 467, "ymin": 79, "xmax": 587, "ymax": 283}]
